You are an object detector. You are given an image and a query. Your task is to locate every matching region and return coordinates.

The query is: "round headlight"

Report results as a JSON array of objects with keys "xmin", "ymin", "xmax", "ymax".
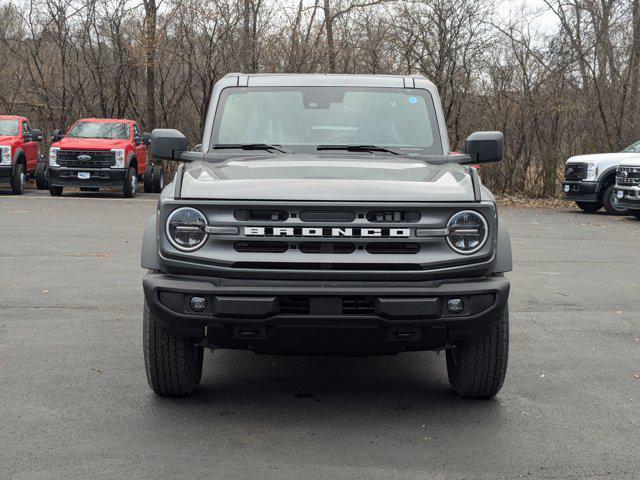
[
  {"xmin": 166, "ymin": 207, "xmax": 208, "ymax": 251},
  {"xmin": 446, "ymin": 210, "xmax": 488, "ymax": 254}
]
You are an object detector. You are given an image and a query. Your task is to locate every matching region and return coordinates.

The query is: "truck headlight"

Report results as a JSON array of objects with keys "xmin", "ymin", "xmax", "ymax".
[
  {"xmin": 49, "ymin": 147, "xmax": 60, "ymax": 167},
  {"xmin": 446, "ymin": 210, "xmax": 488, "ymax": 254},
  {"xmin": 0, "ymin": 146, "xmax": 11, "ymax": 165},
  {"xmin": 111, "ymin": 149, "xmax": 125, "ymax": 168},
  {"xmin": 166, "ymin": 207, "xmax": 208, "ymax": 251},
  {"xmin": 585, "ymin": 163, "xmax": 599, "ymax": 181}
]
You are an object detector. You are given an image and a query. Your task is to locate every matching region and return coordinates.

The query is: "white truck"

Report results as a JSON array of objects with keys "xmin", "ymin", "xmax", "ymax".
[
  {"xmin": 562, "ymin": 140, "xmax": 640, "ymax": 215},
  {"xmin": 614, "ymin": 158, "xmax": 640, "ymax": 219}
]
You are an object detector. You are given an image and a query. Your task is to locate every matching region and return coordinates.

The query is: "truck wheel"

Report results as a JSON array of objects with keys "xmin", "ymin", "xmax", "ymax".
[
  {"xmin": 575, "ymin": 201, "xmax": 602, "ymax": 213},
  {"xmin": 143, "ymin": 165, "xmax": 154, "ymax": 193},
  {"xmin": 630, "ymin": 210, "xmax": 640, "ymax": 220},
  {"xmin": 123, "ymin": 167, "xmax": 138, "ymax": 198},
  {"xmin": 446, "ymin": 304, "xmax": 509, "ymax": 399},
  {"xmin": 35, "ymin": 163, "xmax": 48, "ymax": 190},
  {"xmin": 49, "ymin": 185, "xmax": 63, "ymax": 196},
  {"xmin": 10, "ymin": 163, "xmax": 25, "ymax": 195},
  {"xmin": 143, "ymin": 300, "xmax": 204, "ymax": 396},
  {"xmin": 602, "ymin": 185, "xmax": 629, "ymax": 216},
  {"xmin": 152, "ymin": 165, "xmax": 164, "ymax": 193}
]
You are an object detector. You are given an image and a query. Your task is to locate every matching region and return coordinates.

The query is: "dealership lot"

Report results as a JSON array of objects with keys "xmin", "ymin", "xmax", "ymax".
[{"xmin": 1, "ymin": 190, "xmax": 639, "ymax": 479}]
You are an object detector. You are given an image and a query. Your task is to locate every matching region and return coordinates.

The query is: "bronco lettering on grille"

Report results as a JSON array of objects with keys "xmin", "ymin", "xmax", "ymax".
[{"xmin": 244, "ymin": 226, "xmax": 411, "ymax": 238}]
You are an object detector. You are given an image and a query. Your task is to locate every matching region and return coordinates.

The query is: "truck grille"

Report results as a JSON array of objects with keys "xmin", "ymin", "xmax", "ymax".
[
  {"xmin": 564, "ymin": 163, "xmax": 587, "ymax": 181},
  {"xmin": 58, "ymin": 150, "xmax": 116, "ymax": 168},
  {"xmin": 616, "ymin": 166, "xmax": 640, "ymax": 185}
]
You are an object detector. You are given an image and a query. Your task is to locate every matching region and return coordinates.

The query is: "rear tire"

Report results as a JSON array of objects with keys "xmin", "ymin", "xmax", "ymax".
[
  {"xmin": 35, "ymin": 163, "xmax": 48, "ymax": 190},
  {"xmin": 575, "ymin": 201, "xmax": 602, "ymax": 213},
  {"xmin": 49, "ymin": 185, "xmax": 63, "ymax": 196},
  {"xmin": 446, "ymin": 304, "xmax": 509, "ymax": 399},
  {"xmin": 123, "ymin": 167, "xmax": 137, "ymax": 198},
  {"xmin": 602, "ymin": 184, "xmax": 629, "ymax": 215},
  {"xmin": 143, "ymin": 300, "xmax": 204, "ymax": 397},
  {"xmin": 143, "ymin": 165, "xmax": 154, "ymax": 193},
  {"xmin": 10, "ymin": 163, "xmax": 25, "ymax": 195},
  {"xmin": 152, "ymin": 164, "xmax": 164, "ymax": 193}
]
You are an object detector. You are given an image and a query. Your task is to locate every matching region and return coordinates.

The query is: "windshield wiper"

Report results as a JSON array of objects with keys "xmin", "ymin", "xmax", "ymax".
[
  {"xmin": 317, "ymin": 144, "xmax": 401, "ymax": 155},
  {"xmin": 211, "ymin": 143, "xmax": 289, "ymax": 154}
]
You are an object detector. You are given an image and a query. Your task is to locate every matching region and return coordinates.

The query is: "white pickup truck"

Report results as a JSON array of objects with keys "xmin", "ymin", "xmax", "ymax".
[
  {"xmin": 614, "ymin": 158, "xmax": 640, "ymax": 219},
  {"xmin": 562, "ymin": 140, "xmax": 640, "ymax": 215}
]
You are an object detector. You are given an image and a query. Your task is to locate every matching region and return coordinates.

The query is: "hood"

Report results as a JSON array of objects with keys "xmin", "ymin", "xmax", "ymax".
[
  {"xmin": 566, "ymin": 152, "xmax": 640, "ymax": 165},
  {"xmin": 180, "ymin": 154, "xmax": 475, "ymax": 202},
  {"xmin": 54, "ymin": 137, "xmax": 130, "ymax": 150},
  {"xmin": 0, "ymin": 135, "xmax": 20, "ymax": 146}
]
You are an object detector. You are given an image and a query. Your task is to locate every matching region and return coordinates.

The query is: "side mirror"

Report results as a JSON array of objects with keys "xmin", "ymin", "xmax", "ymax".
[
  {"xmin": 465, "ymin": 131, "xmax": 504, "ymax": 164},
  {"xmin": 31, "ymin": 129, "xmax": 43, "ymax": 142},
  {"xmin": 51, "ymin": 129, "xmax": 65, "ymax": 142},
  {"xmin": 150, "ymin": 128, "xmax": 187, "ymax": 160},
  {"xmin": 142, "ymin": 132, "xmax": 151, "ymax": 146}
]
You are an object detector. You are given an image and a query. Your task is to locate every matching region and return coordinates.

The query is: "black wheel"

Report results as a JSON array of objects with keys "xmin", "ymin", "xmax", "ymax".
[
  {"xmin": 10, "ymin": 163, "xmax": 25, "ymax": 195},
  {"xmin": 35, "ymin": 163, "xmax": 48, "ymax": 190},
  {"xmin": 123, "ymin": 167, "xmax": 138, "ymax": 198},
  {"xmin": 575, "ymin": 201, "xmax": 602, "ymax": 213},
  {"xmin": 143, "ymin": 165, "xmax": 154, "ymax": 193},
  {"xmin": 152, "ymin": 164, "xmax": 164, "ymax": 193},
  {"xmin": 446, "ymin": 304, "xmax": 509, "ymax": 399},
  {"xmin": 602, "ymin": 184, "xmax": 629, "ymax": 215},
  {"xmin": 80, "ymin": 187, "xmax": 99, "ymax": 192},
  {"xmin": 49, "ymin": 185, "xmax": 63, "ymax": 196},
  {"xmin": 630, "ymin": 210, "xmax": 640, "ymax": 220},
  {"xmin": 143, "ymin": 300, "xmax": 204, "ymax": 397}
]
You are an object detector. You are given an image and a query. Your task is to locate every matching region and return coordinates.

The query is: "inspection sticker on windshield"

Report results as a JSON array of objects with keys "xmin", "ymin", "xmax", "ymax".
[
  {"xmin": 408, "ymin": 96, "xmax": 418, "ymax": 104},
  {"xmin": 78, "ymin": 172, "xmax": 90, "ymax": 180}
]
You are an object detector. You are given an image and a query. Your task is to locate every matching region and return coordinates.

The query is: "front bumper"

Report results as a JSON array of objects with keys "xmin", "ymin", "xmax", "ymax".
[
  {"xmin": 562, "ymin": 180, "xmax": 599, "ymax": 202},
  {"xmin": 613, "ymin": 185, "xmax": 640, "ymax": 209},
  {"xmin": 48, "ymin": 167, "xmax": 126, "ymax": 188},
  {"xmin": 0, "ymin": 165, "xmax": 13, "ymax": 181},
  {"xmin": 143, "ymin": 273, "xmax": 510, "ymax": 355}
]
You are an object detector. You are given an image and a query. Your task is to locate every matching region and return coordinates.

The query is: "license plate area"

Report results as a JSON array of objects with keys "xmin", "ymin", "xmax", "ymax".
[{"xmin": 78, "ymin": 172, "xmax": 90, "ymax": 180}]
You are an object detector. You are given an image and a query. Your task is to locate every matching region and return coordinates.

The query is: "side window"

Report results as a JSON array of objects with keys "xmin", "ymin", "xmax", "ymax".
[
  {"xmin": 133, "ymin": 124, "xmax": 142, "ymax": 141},
  {"xmin": 22, "ymin": 121, "xmax": 31, "ymax": 135}
]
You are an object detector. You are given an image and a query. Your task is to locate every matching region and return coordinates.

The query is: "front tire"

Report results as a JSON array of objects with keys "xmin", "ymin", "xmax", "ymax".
[
  {"xmin": 143, "ymin": 301, "xmax": 204, "ymax": 396},
  {"xmin": 10, "ymin": 163, "xmax": 25, "ymax": 195},
  {"xmin": 630, "ymin": 210, "xmax": 640, "ymax": 220},
  {"xmin": 123, "ymin": 167, "xmax": 138, "ymax": 198},
  {"xmin": 446, "ymin": 304, "xmax": 509, "ymax": 399},
  {"xmin": 143, "ymin": 165, "xmax": 154, "ymax": 193},
  {"xmin": 575, "ymin": 201, "xmax": 602, "ymax": 213},
  {"xmin": 602, "ymin": 185, "xmax": 629, "ymax": 215},
  {"xmin": 152, "ymin": 164, "xmax": 164, "ymax": 193},
  {"xmin": 49, "ymin": 185, "xmax": 63, "ymax": 196}
]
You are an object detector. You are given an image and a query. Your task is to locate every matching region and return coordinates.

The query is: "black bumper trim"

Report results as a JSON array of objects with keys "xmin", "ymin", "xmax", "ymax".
[
  {"xmin": 143, "ymin": 273, "xmax": 510, "ymax": 353},
  {"xmin": 0, "ymin": 165, "xmax": 13, "ymax": 179},
  {"xmin": 562, "ymin": 181, "xmax": 599, "ymax": 202},
  {"xmin": 48, "ymin": 167, "xmax": 126, "ymax": 188}
]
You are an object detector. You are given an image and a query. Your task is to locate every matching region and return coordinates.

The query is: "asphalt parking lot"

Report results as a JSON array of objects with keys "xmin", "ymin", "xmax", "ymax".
[{"xmin": 1, "ymin": 189, "xmax": 639, "ymax": 480}]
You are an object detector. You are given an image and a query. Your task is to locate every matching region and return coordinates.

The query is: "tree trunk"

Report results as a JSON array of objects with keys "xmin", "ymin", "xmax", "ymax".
[{"xmin": 143, "ymin": 0, "xmax": 157, "ymax": 130}]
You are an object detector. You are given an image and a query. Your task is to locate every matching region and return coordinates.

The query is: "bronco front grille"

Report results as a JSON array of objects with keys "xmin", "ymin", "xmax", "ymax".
[
  {"xmin": 564, "ymin": 163, "xmax": 587, "ymax": 181},
  {"xmin": 58, "ymin": 150, "xmax": 116, "ymax": 168},
  {"xmin": 616, "ymin": 166, "xmax": 640, "ymax": 185}
]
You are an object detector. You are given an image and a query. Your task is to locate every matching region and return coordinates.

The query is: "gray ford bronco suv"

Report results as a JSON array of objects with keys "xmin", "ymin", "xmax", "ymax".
[{"xmin": 141, "ymin": 73, "xmax": 512, "ymax": 399}]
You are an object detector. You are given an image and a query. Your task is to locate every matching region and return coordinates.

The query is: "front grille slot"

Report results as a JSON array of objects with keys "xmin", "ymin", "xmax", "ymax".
[
  {"xmin": 366, "ymin": 211, "xmax": 420, "ymax": 222},
  {"xmin": 564, "ymin": 163, "xmax": 587, "ymax": 181},
  {"xmin": 298, "ymin": 242, "xmax": 356, "ymax": 254},
  {"xmin": 58, "ymin": 150, "xmax": 116, "ymax": 168},
  {"xmin": 234, "ymin": 241, "xmax": 288, "ymax": 253},
  {"xmin": 365, "ymin": 243, "xmax": 420, "ymax": 254},
  {"xmin": 299, "ymin": 211, "xmax": 356, "ymax": 222},
  {"xmin": 617, "ymin": 166, "xmax": 640, "ymax": 185},
  {"xmin": 234, "ymin": 209, "xmax": 288, "ymax": 221},
  {"xmin": 278, "ymin": 296, "xmax": 311, "ymax": 314},
  {"xmin": 232, "ymin": 262, "xmax": 421, "ymax": 271},
  {"xmin": 342, "ymin": 296, "xmax": 375, "ymax": 314}
]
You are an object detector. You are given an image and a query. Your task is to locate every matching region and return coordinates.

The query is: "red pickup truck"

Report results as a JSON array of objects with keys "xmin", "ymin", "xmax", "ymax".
[
  {"xmin": 48, "ymin": 118, "xmax": 163, "ymax": 198},
  {"xmin": 0, "ymin": 115, "xmax": 43, "ymax": 195}
]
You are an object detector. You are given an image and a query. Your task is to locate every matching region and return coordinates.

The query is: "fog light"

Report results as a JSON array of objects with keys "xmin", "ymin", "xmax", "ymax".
[
  {"xmin": 190, "ymin": 296, "xmax": 207, "ymax": 312},
  {"xmin": 446, "ymin": 298, "xmax": 464, "ymax": 314}
]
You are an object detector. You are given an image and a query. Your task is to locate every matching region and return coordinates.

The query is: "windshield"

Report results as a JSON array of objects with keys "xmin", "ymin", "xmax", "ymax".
[
  {"xmin": 0, "ymin": 119, "xmax": 19, "ymax": 136},
  {"xmin": 621, "ymin": 140, "xmax": 640, "ymax": 153},
  {"xmin": 211, "ymin": 87, "xmax": 443, "ymax": 155},
  {"xmin": 67, "ymin": 122, "xmax": 130, "ymax": 140}
]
